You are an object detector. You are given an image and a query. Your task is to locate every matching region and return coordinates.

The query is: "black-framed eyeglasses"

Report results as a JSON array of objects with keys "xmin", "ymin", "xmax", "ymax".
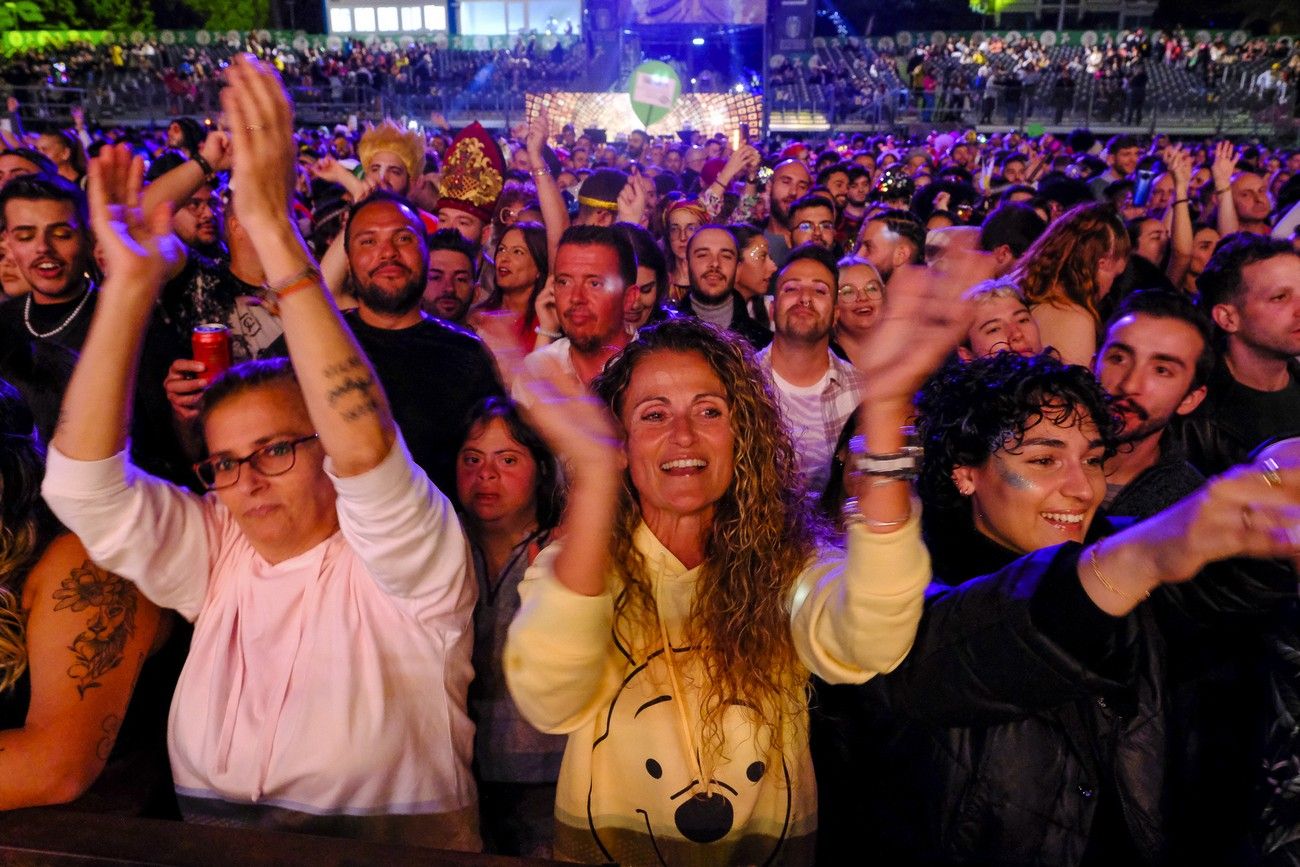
[{"xmin": 193, "ymin": 435, "xmax": 320, "ymax": 491}]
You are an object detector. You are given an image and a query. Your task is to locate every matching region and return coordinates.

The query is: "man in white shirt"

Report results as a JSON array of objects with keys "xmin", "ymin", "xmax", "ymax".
[{"xmin": 756, "ymin": 244, "xmax": 864, "ymax": 498}]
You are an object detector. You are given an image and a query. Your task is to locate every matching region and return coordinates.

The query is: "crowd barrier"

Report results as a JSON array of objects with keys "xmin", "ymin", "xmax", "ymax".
[{"xmin": 0, "ymin": 808, "xmax": 576, "ymax": 866}]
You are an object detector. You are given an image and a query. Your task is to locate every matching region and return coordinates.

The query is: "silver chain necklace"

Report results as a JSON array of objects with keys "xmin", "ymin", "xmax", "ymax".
[{"xmin": 23, "ymin": 284, "xmax": 93, "ymax": 340}]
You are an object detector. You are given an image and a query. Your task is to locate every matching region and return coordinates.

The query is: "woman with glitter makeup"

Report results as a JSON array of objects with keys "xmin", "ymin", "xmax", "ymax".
[{"xmin": 815, "ymin": 350, "xmax": 1300, "ymax": 866}]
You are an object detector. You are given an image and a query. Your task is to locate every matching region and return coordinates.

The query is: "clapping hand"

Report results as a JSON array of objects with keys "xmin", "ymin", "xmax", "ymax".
[
  {"xmin": 220, "ymin": 54, "xmax": 297, "ymax": 235},
  {"xmin": 88, "ymin": 143, "xmax": 177, "ymax": 298},
  {"xmin": 846, "ymin": 254, "xmax": 981, "ymax": 409},
  {"xmin": 515, "ymin": 351, "xmax": 622, "ymax": 481}
]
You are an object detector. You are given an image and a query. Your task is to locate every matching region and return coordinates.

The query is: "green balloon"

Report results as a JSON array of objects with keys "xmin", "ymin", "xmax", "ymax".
[
  {"xmin": 1025, "ymin": 122, "xmax": 1046, "ymax": 137},
  {"xmin": 627, "ymin": 61, "xmax": 680, "ymax": 129}
]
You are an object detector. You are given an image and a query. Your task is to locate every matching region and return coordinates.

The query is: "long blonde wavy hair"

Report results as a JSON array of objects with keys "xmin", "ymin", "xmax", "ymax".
[
  {"xmin": 0, "ymin": 380, "xmax": 55, "ymax": 693},
  {"xmin": 1012, "ymin": 201, "xmax": 1130, "ymax": 320},
  {"xmin": 592, "ymin": 317, "xmax": 824, "ymax": 769}
]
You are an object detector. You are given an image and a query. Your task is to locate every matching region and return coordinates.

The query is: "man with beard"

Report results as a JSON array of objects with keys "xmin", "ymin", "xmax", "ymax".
[
  {"xmin": 172, "ymin": 183, "xmax": 225, "ymax": 260},
  {"xmin": 837, "ymin": 166, "xmax": 872, "ymax": 249},
  {"xmin": 516, "ymin": 225, "xmax": 638, "ymax": 390},
  {"xmin": 855, "ymin": 209, "xmax": 925, "ymax": 282},
  {"xmin": 789, "ymin": 195, "xmax": 840, "ymax": 256},
  {"xmin": 764, "ymin": 158, "xmax": 812, "ymax": 268},
  {"xmin": 1179, "ymin": 233, "xmax": 1300, "ymax": 474},
  {"xmin": 272, "ymin": 192, "xmax": 501, "ymax": 494},
  {"xmin": 421, "ymin": 228, "xmax": 477, "ymax": 326},
  {"xmin": 816, "ymin": 163, "xmax": 851, "ymax": 210},
  {"xmin": 1092, "ymin": 290, "xmax": 1210, "ymax": 520},
  {"xmin": 756, "ymin": 244, "xmax": 862, "ymax": 496},
  {"xmin": 675, "ymin": 225, "xmax": 770, "ymax": 350}
]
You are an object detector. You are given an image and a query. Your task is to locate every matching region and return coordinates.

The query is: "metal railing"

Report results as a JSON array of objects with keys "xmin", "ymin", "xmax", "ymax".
[
  {"xmin": 5, "ymin": 79, "xmax": 1295, "ymax": 141},
  {"xmin": 769, "ymin": 83, "xmax": 1300, "ymax": 138}
]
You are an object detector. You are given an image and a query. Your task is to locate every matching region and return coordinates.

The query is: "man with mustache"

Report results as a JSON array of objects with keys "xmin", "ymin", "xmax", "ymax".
[
  {"xmin": 675, "ymin": 225, "xmax": 770, "ymax": 350},
  {"xmin": 1092, "ymin": 289, "xmax": 1210, "ymax": 520},
  {"xmin": 757, "ymin": 244, "xmax": 863, "ymax": 497},
  {"xmin": 763, "ymin": 158, "xmax": 812, "ymax": 268},
  {"xmin": 268, "ymin": 192, "xmax": 502, "ymax": 495},
  {"xmin": 515, "ymin": 225, "xmax": 638, "ymax": 391}
]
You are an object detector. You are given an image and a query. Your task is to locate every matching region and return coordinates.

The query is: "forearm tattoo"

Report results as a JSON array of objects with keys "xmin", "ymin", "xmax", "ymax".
[
  {"xmin": 52, "ymin": 562, "xmax": 138, "ymax": 699},
  {"xmin": 324, "ymin": 354, "xmax": 381, "ymax": 422}
]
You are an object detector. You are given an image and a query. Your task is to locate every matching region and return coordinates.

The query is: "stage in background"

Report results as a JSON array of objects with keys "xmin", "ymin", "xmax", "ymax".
[{"xmin": 524, "ymin": 91, "xmax": 762, "ymax": 139}]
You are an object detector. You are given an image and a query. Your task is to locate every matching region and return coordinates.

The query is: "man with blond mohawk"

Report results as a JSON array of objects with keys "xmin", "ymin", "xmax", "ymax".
[{"xmin": 357, "ymin": 120, "xmax": 438, "ymax": 235}]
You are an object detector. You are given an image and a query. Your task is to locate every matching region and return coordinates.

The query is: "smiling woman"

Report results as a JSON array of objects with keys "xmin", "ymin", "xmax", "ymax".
[
  {"xmin": 41, "ymin": 59, "xmax": 480, "ymax": 850},
  {"xmin": 504, "ymin": 310, "xmax": 961, "ymax": 864},
  {"xmin": 813, "ymin": 349, "xmax": 1300, "ymax": 864}
]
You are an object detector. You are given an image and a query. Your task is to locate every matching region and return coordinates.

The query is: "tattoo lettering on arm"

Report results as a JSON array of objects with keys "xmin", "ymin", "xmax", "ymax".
[
  {"xmin": 52, "ymin": 561, "xmax": 138, "ymax": 698},
  {"xmin": 323, "ymin": 354, "xmax": 381, "ymax": 423}
]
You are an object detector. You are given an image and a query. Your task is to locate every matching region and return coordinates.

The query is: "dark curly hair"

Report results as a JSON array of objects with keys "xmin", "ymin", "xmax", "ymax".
[{"xmin": 916, "ymin": 352, "xmax": 1121, "ymax": 511}]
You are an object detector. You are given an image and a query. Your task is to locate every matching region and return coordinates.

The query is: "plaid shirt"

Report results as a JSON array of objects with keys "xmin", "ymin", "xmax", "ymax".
[{"xmin": 756, "ymin": 345, "xmax": 866, "ymax": 492}]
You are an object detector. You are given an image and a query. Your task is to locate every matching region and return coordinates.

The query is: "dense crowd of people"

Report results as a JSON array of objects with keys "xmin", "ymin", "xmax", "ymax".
[
  {"xmin": 0, "ymin": 34, "xmax": 588, "ymax": 119},
  {"xmin": 774, "ymin": 31, "xmax": 1299, "ymax": 125},
  {"xmin": 6, "ymin": 49, "xmax": 1300, "ymax": 866}
]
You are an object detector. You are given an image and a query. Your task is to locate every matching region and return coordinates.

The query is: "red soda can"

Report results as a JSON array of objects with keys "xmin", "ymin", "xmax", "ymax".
[{"xmin": 192, "ymin": 324, "xmax": 232, "ymax": 380}]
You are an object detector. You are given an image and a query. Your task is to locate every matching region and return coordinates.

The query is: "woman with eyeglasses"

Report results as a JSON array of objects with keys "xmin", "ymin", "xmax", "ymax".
[
  {"xmin": 831, "ymin": 255, "xmax": 885, "ymax": 361},
  {"xmin": 43, "ymin": 60, "xmax": 480, "ymax": 849},
  {"xmin": 662, "ymin": 200, "xmax": 707, "ymax": 302}
]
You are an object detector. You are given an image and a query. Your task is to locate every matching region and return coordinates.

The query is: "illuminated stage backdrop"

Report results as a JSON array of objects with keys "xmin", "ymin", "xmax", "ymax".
[
  {"xmin": 525, "ymin": 92, "xmax": 763, "ymax": 139},
  {"xmin": 628, "ymin": 0, "xmax": 765, "ymax": 24}
]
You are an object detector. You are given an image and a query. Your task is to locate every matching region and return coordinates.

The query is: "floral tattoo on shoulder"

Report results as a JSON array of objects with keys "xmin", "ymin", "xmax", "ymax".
[{"xmin": 52, "ymin": 561, "xmax": 138, "ymax": 698}]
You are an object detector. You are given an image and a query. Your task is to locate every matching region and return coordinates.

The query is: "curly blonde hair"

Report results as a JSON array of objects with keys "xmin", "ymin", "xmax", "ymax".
[
  {"xmin": 1012, "ymin": 202, "xmax": 1129, "ymax": 320},
  {"xmin": 0, "ymin": 381, "xmax": 55, "ymax": 694},
  {"xmin": 592, "ymin": 318, "xmax": 823, "ymax": 771}
]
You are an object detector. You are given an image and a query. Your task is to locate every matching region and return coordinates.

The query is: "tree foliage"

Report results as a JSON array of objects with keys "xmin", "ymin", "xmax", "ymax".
[{"xmin": 182, "ymin": 0, "xmax": 271, "ymax": 30}]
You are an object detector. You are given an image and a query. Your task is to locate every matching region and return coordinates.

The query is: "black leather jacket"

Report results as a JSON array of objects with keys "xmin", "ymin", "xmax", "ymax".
[{"xmin": 813, "ymin": 517, "xmax": 1295, "ymax": 867}]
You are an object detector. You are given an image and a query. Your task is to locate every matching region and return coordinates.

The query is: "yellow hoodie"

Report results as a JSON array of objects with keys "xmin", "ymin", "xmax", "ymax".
[{"xmin": 505, "ymin": 519, "xmax": 930, "ymax": 865}]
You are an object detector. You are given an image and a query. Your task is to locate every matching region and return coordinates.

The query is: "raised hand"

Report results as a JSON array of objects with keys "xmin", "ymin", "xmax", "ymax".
[
  {"xmin": 514, "ymin": 351, "xmax": 622, "ymax": 481},
  {"xmin": 616, "ymin": 171, "xmax": 647, "ymax": 225},
  {"xmin": 88, "ymin": 143, "xmax": 177, "ymax": 296},
  {"xmin": 847, "ymin": 256, "xmax": 979, "ymax": 409},
  {"xmin": 198, "ymin": 129, "xmax": 232, "ymax": 173},
  {"xmin": 1163, "ymin": 144, "xmax": 1192, "ymax": 191},
  {"xmin": 525, "ymin": 107, "xmax": 549, "ymax": 159},
  {"xmin": 1210, "ymin": 140, "xmax": 1238, "ymax": 191},
  {"xmin": 718, "ymin": 143, "xmax": 761, "ymax": 187},
  {"xmin": 219, "ymin": 54, "xmax": 297, "ymax": 235}
]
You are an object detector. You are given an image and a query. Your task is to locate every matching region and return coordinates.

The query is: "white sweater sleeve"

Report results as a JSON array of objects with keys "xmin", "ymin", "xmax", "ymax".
[
  {"xmin": 328, "ymin": 434, "xmax": 474, "ymax": 612},
  {"xmin": 41, "ymin": 445, "xmax": 216, "ymax": 622}
]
